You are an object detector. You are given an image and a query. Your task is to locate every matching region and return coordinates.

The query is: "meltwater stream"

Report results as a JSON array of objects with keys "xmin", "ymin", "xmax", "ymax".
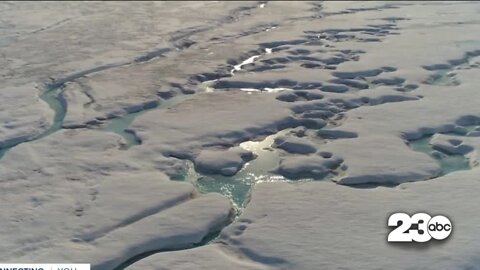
[
  {"xmin": 99, "ymin": 95, "xmax": 192, "ymax": 148},
  {"xmin": 0, "ymin": 86, "xmax": 65, "ymax": 160},
  {"xmin": 100, "ymin": 111, "xmax": 146, "ymax": 148},
  {"xmin": 0, "ymin": 85, "xmax": 191, "ymax": 159}
]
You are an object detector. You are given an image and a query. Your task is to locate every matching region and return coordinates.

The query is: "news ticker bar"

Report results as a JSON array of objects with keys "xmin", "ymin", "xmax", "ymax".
[{"xmin": 0, "ymin": 264, "xmax": 90, "ymax": 270}]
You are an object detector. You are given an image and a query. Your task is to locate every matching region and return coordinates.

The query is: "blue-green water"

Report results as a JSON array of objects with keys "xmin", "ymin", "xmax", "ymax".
[
  {"xmin": 425, "ymin": 69, "xmax": 459, "ymax": 86},
  {"xmin": 0, "ymin": 87, "xmax": 192, "ymax": 158},
  {"xmin": 39, "ymin": 87, "xmax": 67, "ymax": 138},
  {"xmin": 101, "ymin": 111, "xmax": 145, "ymax": 148},
  {"xmin": 409, "ymin": 136, "xmax": 470, "ymax": 175},
  {"xmin": 99, "ymin": 95, "xmax": 191, "ymax": 148},
  {"xmin": 0, "ymin": 148, "xmax": 6, "ymax": 160},
  {"xmin": 177, "ymin": 130, "xmax": 340, "ymax": 209},
  {"xmin": 180, "ymin": 132, "xmax": 288, "ymax": 208},
  {"xmin": 0, "ymin": 86, "xmax": 65, "ymax": 159}
]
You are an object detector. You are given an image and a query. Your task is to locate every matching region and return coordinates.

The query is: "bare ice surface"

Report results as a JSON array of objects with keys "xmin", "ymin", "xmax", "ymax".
[{"xmin": 1, "ymin": 1, "xmax": 480, "ymax": 269}]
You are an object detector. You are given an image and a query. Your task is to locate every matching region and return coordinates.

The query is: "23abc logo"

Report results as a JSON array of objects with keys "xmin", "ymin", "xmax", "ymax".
[{"xmin": 387, "ymin": 213, "xmax": 452, "ymax": 242}]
